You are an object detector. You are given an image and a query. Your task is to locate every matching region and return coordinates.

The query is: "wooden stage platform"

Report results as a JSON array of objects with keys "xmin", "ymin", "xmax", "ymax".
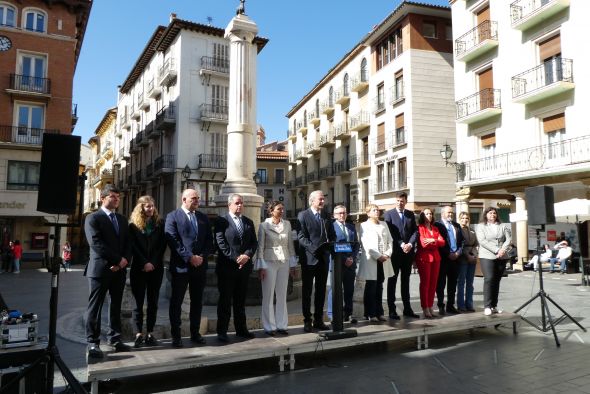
[{"xmin": 87, "ymin": 312, "xmax": 521, "ymax": 393}]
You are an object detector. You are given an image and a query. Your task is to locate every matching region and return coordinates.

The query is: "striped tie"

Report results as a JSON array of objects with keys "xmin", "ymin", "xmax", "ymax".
[{"xmin": 235, "ymin": 216, "xmax": 244, "ymax": 238}]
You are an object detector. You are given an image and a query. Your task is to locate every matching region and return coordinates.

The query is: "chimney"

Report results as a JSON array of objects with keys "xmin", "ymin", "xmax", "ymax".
[{"xmin": 170, "ymin": 13, "xmax": 177, "ymax": 23}]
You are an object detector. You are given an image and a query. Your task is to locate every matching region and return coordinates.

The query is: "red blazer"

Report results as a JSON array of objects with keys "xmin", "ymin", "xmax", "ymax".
[{"xmin": 415, "ymin": 224, "xmax": 445, "ymax": 264}]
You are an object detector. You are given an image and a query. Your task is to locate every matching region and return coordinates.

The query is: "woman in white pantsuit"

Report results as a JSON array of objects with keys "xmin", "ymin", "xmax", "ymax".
[{"xmin": 255, "ymin": 201, "xmax": 297, "ymax": 336}]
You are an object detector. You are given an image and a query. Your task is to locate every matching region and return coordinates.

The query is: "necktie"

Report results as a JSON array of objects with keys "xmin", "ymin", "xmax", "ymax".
[
  {"xmin": 189, "ymin": 212, "xmax": 198, "ymax": 235},
  {"xmin": 315, "ymin": 212, "xmax": 321, "ymax": 222},
  {"xmin": 235, "ymin": 216, "xmax": 244, "ymax": 238},
  {"xmin": 109, "ymin": 212, "xmax": 119, "ymax": 235},
  {"xmin": 447, "ymin": 221, "xmax": 457, "ymax": 252},
  {"xmin": 341, "ymin": 223, "xmax": 348, "ymax": 241}
]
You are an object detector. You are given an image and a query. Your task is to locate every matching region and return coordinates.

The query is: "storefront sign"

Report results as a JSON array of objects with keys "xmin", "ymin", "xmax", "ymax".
[{"xmin": 0, "ymin": 201, "xmax": 26, "ymax": 209}]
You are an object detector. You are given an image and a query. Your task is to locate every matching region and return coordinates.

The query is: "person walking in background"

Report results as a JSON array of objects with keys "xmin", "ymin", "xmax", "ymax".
[
  {"xmin": 415, "ymin": 208, "xmax": 445, "ymax": 319},
  {"xmin": 384, "ymin": 192, "xmax": 419, "ymax": 320},
  {"xmin": 457, "ymin": 212, "xmax": 478, "ymax": 313},
  {"xmin": 129, "ymin": 196, "xmax": 167, "ymax": 348},
  {"xmin": 165, "ymin": 189, "xmax": 213, "ymax": 348},
  {"xmin": 62, "ymin": 241, "xmax": 72, "ymax": 272},
  {"xmin": 255, "ymin": 201, "xmax": 297, "ymax": 336},
  {"xmin": 358, "ymin": 204, "xmax": 394, "ymax": 322},
  {"xmin": 297, "ymin": 190, "xmax": 336, "ymax": 332},
  {"xmin": 476, "ymin": 207, "xmax": 512, "ymax": 316},
  {"xmin": 434, "ymin": 205, "xmax": 464, "ymax": 315},
  {"xmin": 11, "ymin": 240, "xmax": 22, "ymax": 274},
  {"xmin": 84, "ymin": 184, "xmax": 132, "ymax": 359},
  {"xmin": 0, "ymin": 243, "xmax": 11, "ymax": 273},
  {"xmin": 215, "ymin": 194, "xmax": 258, "ymax": 343}
]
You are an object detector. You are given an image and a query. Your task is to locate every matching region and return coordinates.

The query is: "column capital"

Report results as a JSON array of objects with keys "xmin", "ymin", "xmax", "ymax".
[{"xmin": 225, "ymin": 14, "xmax": 258, "ymax": 41}]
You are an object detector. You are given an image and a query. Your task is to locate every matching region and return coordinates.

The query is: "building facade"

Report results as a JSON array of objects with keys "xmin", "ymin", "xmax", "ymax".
[
  {"xmin": 451, "ymin": 0, "xmax": 589, "ymax": 260},
  {"xmin": 0, "ymin": 0, "xmax": 91, "ymax": 258},
  {"xmin": 286, "ymin": 1, "xmax": 456, "ymax": 220},
  {"xmin": 255, "ymin": 127, "xmax": 289, "ymax": 221}
]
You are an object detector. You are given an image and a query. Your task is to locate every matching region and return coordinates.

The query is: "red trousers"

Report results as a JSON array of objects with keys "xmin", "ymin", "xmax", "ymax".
[{"xmin": 416, "ymin": 259, "xmax": 440, "ymax": 309}]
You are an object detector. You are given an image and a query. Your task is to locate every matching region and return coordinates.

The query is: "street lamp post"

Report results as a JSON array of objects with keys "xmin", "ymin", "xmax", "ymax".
[{"xmin": 439, "ymin": 142, "xmax": 465, "ymax": 181}]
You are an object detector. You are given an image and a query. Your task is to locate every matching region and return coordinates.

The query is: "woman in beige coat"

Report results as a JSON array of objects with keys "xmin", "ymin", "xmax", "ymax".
[
  {"xmin": 255, "ymin": 201, "xmax": 297, "ymax": 335},
  {"xmin": 358, "ymin": 204, "xmax": 394, "ymax": 322}
]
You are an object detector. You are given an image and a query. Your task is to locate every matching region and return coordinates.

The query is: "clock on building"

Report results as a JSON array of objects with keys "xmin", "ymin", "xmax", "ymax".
[{"xmin": 0, "ymin": 36, "xmax": 12, "ymax": 52}]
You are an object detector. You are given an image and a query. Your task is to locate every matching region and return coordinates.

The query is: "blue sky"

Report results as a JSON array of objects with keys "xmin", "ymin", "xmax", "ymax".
[{"xmin": 74, "ymin": 0, "xmax": 449, "ymax": 145}]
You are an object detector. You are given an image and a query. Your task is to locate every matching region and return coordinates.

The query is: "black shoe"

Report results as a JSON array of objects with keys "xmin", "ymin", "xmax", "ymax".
[
  {"xmin": 87, "ymin": 344, "xmax": 104, "ymax": 359},
  {"xmin": 446, "ymin": 305, "xmax": 460, "ymax": 314},
  {"xmin": 313, "ymin": 321, "xmax": 330, "ymax": 330},
  {"xmin": 217, "ymin": 333, "xmax": 230, "ymax": 343},
  {"xmin": 458, "ymin": 308, "xmax": 467, "ymax": 313},
  {"xmin": 264, "ymin": 330, "xmax": 276, "ymax": 336},
  {"xmin": 134, "ymin": 334, "xmax": 144, "ymax": 348},
  {"xmin": 403, "ymin": 310, "xmax": 419, "ymax": 319},
  {"xmin": 350, "ymin": 317, "xmax": 358, "ymax": 324},
  {"xmin": 171, "ymin": 337, "xmax": 183, "ymax": 348},
  {"xmin": 111, "ymin": 341, "xmax": 131, "ymax": 352},
  {"xmin": 343, "ymin": 314, "xmax": 351, "ymax": 322},
  {"xmin": 466, "ymin": 307, "xmax": 476, "ymax": 313},
  {"xmin": 389, "ymin": 312, "xmax": 401, "ymax": 320},
  {"xmin": 303, "ymin": 321, "xmax": 313, "ymax": 333},
  {"xmin": 276, "ymin": 329, "xmax": 289, "ymax": 336},
  {"xmin": 236, "ymin": 331, "xmax": 255, "ymax": 339},
  {"xmin": 438, "ymin": 306, "xmax": 446, "ymax": 316},
  {"xmin": 191, "ymin": 334, "xmax": 206, "ymax": 345},
  {"xmin": 144, "ymin": 334, "xmax": 158, "ymax": 346}
]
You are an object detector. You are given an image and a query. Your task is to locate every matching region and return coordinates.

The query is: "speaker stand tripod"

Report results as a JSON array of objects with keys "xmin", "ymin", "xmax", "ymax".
[{"xmin": 514, "ymin": 226, "xmax": 586, "ymax": 347}]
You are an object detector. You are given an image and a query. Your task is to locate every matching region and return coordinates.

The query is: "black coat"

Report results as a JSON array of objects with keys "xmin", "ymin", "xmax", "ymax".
[
  {"xmin": 214, "ymin": 213, "xmax": 258, "ymax": 274},
  {"xmin": 129, "ymin": 219, "xmax": 167, "ymax": 273}
]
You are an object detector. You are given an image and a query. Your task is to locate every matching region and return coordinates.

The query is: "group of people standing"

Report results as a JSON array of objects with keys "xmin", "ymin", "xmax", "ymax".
[{"xmin": 0, "ymin": 240, "xmax": 22, "ymax": 274}]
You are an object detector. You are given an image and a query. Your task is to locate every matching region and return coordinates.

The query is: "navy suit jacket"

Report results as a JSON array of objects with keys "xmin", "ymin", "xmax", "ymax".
[
  {"xmin": 384, "ymin": 208, "xmax": 418, "ymax": 258},
  {"xmin": 84, "ymin": 209, "xmax": 131, "ymax": 278},
  {"xmin": 214, "ymin": 213, "xmax": 257, "ymax": 274},
  {"xmin": 297, "ymin": 208, "xmax": 336, "ymax": 266},
  {"xmin": 332, "ymin": 221, "xmax": 359, "ymax": 267},
  {"xmin": 165, "ymin": 208, "xmax": 213, "ymax": 272},
  {"xmin": 434, "ymin": 220, "xmax": 464, "ymax": 258}
]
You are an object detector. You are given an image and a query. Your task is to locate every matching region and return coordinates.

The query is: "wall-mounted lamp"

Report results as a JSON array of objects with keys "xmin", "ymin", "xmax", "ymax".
[
  {"xmin": 440, "ymin": 143, "xmax": 465, "ymax": 180},
  {"xmin": 181, "ymin": 165, "xmax": 191, "ymax": 191}
]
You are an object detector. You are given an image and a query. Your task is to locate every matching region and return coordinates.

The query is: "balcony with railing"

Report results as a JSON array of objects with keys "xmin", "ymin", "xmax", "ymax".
[
  {"xmin": 391, "ymin": 127, "xmax": 407, "ymax": 148},
  {"xmin": 130, "ymin": 102, "xmax": 140, "ymax": 120},
  {"xmin": 319, "ymin": 165, "xmax": 335, "ymax": 179},
  {"xmin": 319, "ymin": 127, "xmax": 335, "ymax": 147},
  {"xmin": 307, "ymin": 170, "xmax": 321, "ymax": 184},
  {"xmin": 349, "ymin": 153, "xmax": 370, "ymax": 170},
  {"xmin": 458, "ymin": 135, "xmax": 590, "ymax": 184},
  {"xmin": 334, "ymin": 159, "xmax": 351, "ymax": 174},
  {"xmin": 200, "ymin": 104, "xmax": 228, "ymax": 123},
  {"xmin": 349, "ymin": 110, "xmax": 370, "ymax": 131},
  {"xmin": 145, "ymin": 120, "xmax": 159, "ymax": 140},
  {"xmin": 510, "ymin": 0, "xmax": 570, "ymax": 31},
  {"xmin": 373, "ymin": 96, "xmax": 386, "ymax": 115},
  {"xmin": 119, "ymin": 110, "xmax": 130, "ymax": 130},
  {"xmin": 334, "ymin": 85, "xmax": 350, "ymax": 106},
  {"xmin": 294, "ymin": 146, "xmax": 308, "ymax": 160},
  {"xmin": 286, "ymin": 180, "xmax": 296, "ymax": 189},
  {"xmin": 306, "ymin": 138, "xmax": 320, "ymax": 155},
  {"xmin": 456, "ymin": 88, "xmax": 502, "ymax": 124},
  {"xmin": 307, "ymin": 109, "xmax": 320, "ymax": 126},
  {"xmin": 155, "ymin": 104, "xmax": 176, "ymax": 131},
  {"xmin": 137, "ymin": 129, "xmax": 149, "ymax": 147},
  {"xmin": 158, "ymin": 58, "xmax": 177, "ymax": 86},
  {"xmin": 455, "ymin": 20, "xmax": 499, "ymax": 62},
  {"xmin": 145, "ymin": 163, "xmax": 154, "ymax": 179},
  {"xmin": 200, "ymin": 56, "xmax": 229, "ymax": 75},
  {"xmin": 8, "ymin": 74, "xmax": 51, "ymax": 96},
  {"xmin": 334, "ymin": 121, "xmax": 350, "ymax": 140},
  {"xmin": 350, "ymin": 199, "xmax": 368, "ymax": 215},
  {"xmin": 320, "ymin": 96, "xmax": 335, "ymax": 115},
  {"xmin": 295, "ymin": 175, "xmax": 307, "ymax": 186},
  {"xmin": 0, "ymin": 125, "xmax": 59, "ymax": 145},
  {"xmin": 287, "ymin": 128, "xmax": 296, "ymax": 141},
  {"xmin": 390, "ymin": 83, "xmax": 405, "ymax": 105},
  {"xmin": 375, "ymin": 136, "xmax": 387, "ymax": 154},
  {"xmin": 129, "ymin": 136, "xmax": 139, "ymax": 154},
  {"xmin": 147, "ymin": 77, "xmax": 161, "ymax": 98},
  {"xmin": 512, "ymin": 58, "xmax": 573, "ymax": 104},
  {"xmin": 100, "ymin": 141, "xmax": 113, "ymax": 158},
  {"xmin": 373, "ymin": 179, "xmax": 407, "ymax": 195},
  {"xmin": 350, "ymin": 70, "xmax": 369, "ymax": 93},
  {"xmin": 296, "ymin": 118, "xmax": 308, "ymax": 135},
  {"xmin": 138, "ymin": 91, "xmax": 148, "ymax": 110},
  {"xmin": 154, "ymin": 154, "xmax": 175, "ymax": 174},
  {"xmin": 197, "ymin": 154, "xmax": 226, "ymax": 170}
]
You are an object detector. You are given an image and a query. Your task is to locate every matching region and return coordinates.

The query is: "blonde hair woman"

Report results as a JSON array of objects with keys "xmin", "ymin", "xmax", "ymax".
[
  {"xmin": 129, "ymin": 195, "xmax": 167, "ymax": 347},
  {"xmin": 357, "ymin": 204, "xmax": 394, "ymax": 322}
]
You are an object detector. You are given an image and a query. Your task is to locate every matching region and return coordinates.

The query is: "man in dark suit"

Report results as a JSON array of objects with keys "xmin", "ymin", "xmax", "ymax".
[
  {"xmin": 214, "ymin": 193, "xmax": 258, "ymax": 343},
  {"xmin": 165, "ymin": 188, "xmax": 213, "ymax": 347},
  {"xmin": 330, "ymin": 205, "xmax": 359, "ymax": 322},
  {"xmin": 434, "ymin": 205, "xmax": 464, "ymax": 315},
  {"xmin": 84, "ymin": 184, "xmax": 132, "ymax": 358},
  {"xmin": 298, "ymin": 190, "xmax": 336, "ymax": 332},
  {"xmin": 384, "ymin": 192, "xmax": 419, "ymax": 319}
]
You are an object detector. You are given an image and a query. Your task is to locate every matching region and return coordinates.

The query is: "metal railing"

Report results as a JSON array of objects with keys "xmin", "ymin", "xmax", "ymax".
[
  {"xmin": 146, "ymin": 163, "xmax": 154, "ymax": 178},
  {"xmin": 390, "ymin": 82, "xmax": 405, "ymax": 104},
  {"xmin": 334, "ymin": 121, "xmax": 349, "ymax": 138},
  {"xmin": 295, "ymin": 175, "xmax": 307, "ymax": 186},
  {"xmin": 319, "ymin": 165, "xmax": 335, "ymax": 178},
  {"xmin": 197, "ymin": 154, "xmax": 226, "ymax": 169},
  {"xmin": 458, "ymin": 135, "xmax": 590, "ymax": 182},
  {"xmin": 510, "ymin": 0, "xmax": 558, "ymax": 25},
  {"xmin": 373, "ymin": 96, "xmax": 386, "ymax": 114},
  {"xmin": 288, "ymin": 128, "xmax": 296, "ymax": 138},
  {"xmin": 154, "ymin": 154, "xmax": 175, "ymax": 171},
  {"xmin": 319, "ymin": 128, "xmax": 335, "ymax": 145},
  {"xmin": 334, "ymin": 159, "xmax": 350, "ymax": 173},
  {"xmin": 200, "ymin": 104, "xmax": 228, "ymax": 121},
  {"xmin": 9, "ymin": 74, "xmax": 51, "ymax": 94},
  {"xmin": 349, "ymin": 111, "xmax": 370, "ymax": 130},
  {"xmin": 307, "ymin": 171, "xmax": 319, "ymax": 183},
  {"xmin": 350, "ymin": 153, "xmax": 369, "ymax": 168},
  {"xmin": 393, "ymin": 127, "xmax": 406, "ymax": 146},
  {"xmin": 512, "ymin": 58, "xmax": 573, "ymax": 99},
  {"xmin": 201, "ymin": 56, "xmax": 229, "ymax": 74},
  {"xmin": 158, "ymin": 58, "xmax": 176, "ymax": 78},
  {"xmin": 0, "ymin": 125, "xmax": 59, "ymax": 145},
  {"xmin": 350, "ymin": 200, "xmax": 368, "ymax": 214},
  {"xmin": 455, "ymin": 20, "xmax": 498, "ymax": 57},
  {"xmin": 155, "ymin": 104, "xmax": 176, "ymax": 126},
  {"xmin": 456, "ymin": 88, "xmax": 501, "ymax": 119}
]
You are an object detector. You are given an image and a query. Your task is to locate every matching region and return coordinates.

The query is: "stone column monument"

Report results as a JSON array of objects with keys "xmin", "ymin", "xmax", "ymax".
[{"xmin": 215, "ymin": 1, "xmax": 263, "ymax": 226}]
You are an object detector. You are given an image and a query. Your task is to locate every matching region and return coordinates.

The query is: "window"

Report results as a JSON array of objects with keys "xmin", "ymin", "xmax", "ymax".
[
  {"xmin": 274, "ymin": 168, "xmax": 284, "ymax": 184},
  {"xmin": 343, "ymin": 74, "xmax": 349, "ymax": 96},
  {"xmin": 376, "ymin": 84, "xmax": 385, "ymax": 113},
  {"xmin": 18, "ymin": 53, "xmax": 47, "ymax": 93},
  {"xmin": 7, "ymin": 161, "xmax": 40, "ymax": 190},
  {"xmin": 376, "ymin": 27, "xmax": 403, "ymax": 71},
  {"xmin": 360, "ymin": 58, "xmax": 368, "ymax": 82},
  {"xmin": 209, "ymin": 131, "xmax": 226, "ymax": 157},
  {"xmin": 264, "ymin": 189, "xmax": 273, "ymax": 201},
  {"xmin": 377, "ymin": 164, "xmax": 385, "ymax": 192},
  {"xmin": 23, "ymin": 8, "xmax": 46, "ymax": 32},
  {"xmin": 387, "ymin": 161, "xmax": 394, "ymax": 189},
  {"xmin": 329, "ymin": 86, "xmax": 334, "ymax": 107},
  {"xmin": 16, "ymin": 103, "xmax": 44, "ymax": 143},
  {"xmin": 445, "ymin": 24, "xmax": 453, "ymax": 40},
  {"xmin": 544, "ymin": 113, "xmax": 566, "ymax": 159},
  {"xmin": 394, "ymin": 70, "xmax": 404, "ymax": 102},
  {"xmin": 481, "ymin": 133, "xmax": 496, "ymax": 171},
  {"xmin": 0, "ymin": 3, "xmax": 16, "ymax": 27},
  {"xmin": 256, "ymin": 168, "xmax": 268, "ymax": 184},
  {"xmin": 395, "ymin": 113, "xmax": 405, "ymax": 145},
  {"xmin": 211, "ymin": 84, "xmax": 228, "ymax": 115},
  {"xmin": 398, "ymin": 158, "xmax": 407, "ymax": 188},
  {"xmin": 207, "ymin": 182, "xmax": 222, "ymax": 205},
  {"xmin": 376, "ymin": 122, "xmax": 385, "ymax": 152},
  {"xmin": 423, "ymin": 21, "xmax": 437, "ymax": 38}
]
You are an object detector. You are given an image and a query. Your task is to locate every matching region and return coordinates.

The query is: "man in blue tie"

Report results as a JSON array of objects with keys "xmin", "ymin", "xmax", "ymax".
[{"xmin": 434, "ymin": 205, "xmax": 464, "ymax": 315}]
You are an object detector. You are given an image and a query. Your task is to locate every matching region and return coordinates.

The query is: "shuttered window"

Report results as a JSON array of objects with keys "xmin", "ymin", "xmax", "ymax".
[
  {"xmin": 395, "ymin": 113, "xmax": 404, "ymax": 129},
  {"xmin": 543, "ymin": 113, "xmax": 565, "ymax": 133},
  {"xmin": 377, "ymin": 122, "xmax": 385, "ymax": 151},
  {"xmin": 481, "ymin": 133, "xmax": 496, "ymax": 147},
  {"xmin": 539, "ymin": 34, "xmax": 561, "ymax": 61}
]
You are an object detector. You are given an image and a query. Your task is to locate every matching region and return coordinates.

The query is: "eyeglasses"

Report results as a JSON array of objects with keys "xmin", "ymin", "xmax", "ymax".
[{"xmin": 334, "ymin": 212, "xmax": 347, "ymax": 215}]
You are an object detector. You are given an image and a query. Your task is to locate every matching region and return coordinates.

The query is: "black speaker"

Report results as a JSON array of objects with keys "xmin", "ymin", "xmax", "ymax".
[
  {"xmin": 525, "ymin": 185, "xmax": 555, "ymax": 225},
  {"xmin": 37, "ymin": 134, "xmax": 81, "ymax": 214}
]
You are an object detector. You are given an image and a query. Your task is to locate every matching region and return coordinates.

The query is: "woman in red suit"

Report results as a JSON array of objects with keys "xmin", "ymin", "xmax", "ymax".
[{"xmin": 416, "ymin": 208, "xmax": 445, "ymax": 318}]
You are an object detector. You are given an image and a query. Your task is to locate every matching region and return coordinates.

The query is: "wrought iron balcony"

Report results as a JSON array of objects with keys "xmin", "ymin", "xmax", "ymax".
[
  {"xmin": 295, "ymin": 175, "xmax": 307, "ymax": 186},
  {"xmin": 154, "ymin": 154, "xmax": 175, "ymax": 173},
  {"xmin": 334, "ymin": 85, "xmax": 350, "ymax": 106},
  {"xmin": 147, "ymin": 77, "xmax": 161, "ymax": 98},
  {"xmin": 146, "ymin": 163, "xmax": 154, "ymax": 178},
  {"xmin": 200, "ymin": 104, "xmax": 228, "ymax": 123},
  {"xmin": 307, "ymin": 170, "xmax": 320, "ymax": 184},
  {"xmin": 390, "ymin": 83, "xmax": 405, "ymax": 105},
  {"xmin": 287, "ymin": 128, "xmax": 296, "ymax": 140},
  {"xmin": 334, "ymin": 121, "xmax": 350, "ymax": 140},
  {"xmin": 455, "ymin": 20, "xmax": 498, "ymax": 62},
  {"xmin": 392, "ymin": 127, "xmax": 406, "ymax": 147},
  {"xmin": 349, "ymin": 111, "xmax": 370, "ymax": 131},
  {"xmin": 456, "ymin": 88, "xmax": 501, "ymax": 123},
  {"xmin": 373, "ymin": 97, "xmax": 386, "ymax": 115},
  {"xmin": 320, "ymin": 97, "xmax": 335, "ymax": 115},
  {"xmin": 197, "ymin": 154, "xmax": 226, "ymax": 170},
  {"xmin": 295, "ymin": 147, "xmax": 308, "ymax": 160},
  {"xmin": 350, "ymin": 200, "xmax": 368, "ymax": 215},
  {"xmin": 201, "ymin": 56, "xmax": 229, "ymax": 75},
  {"xmin": 296, "ymin": 118, "xmax": 308, "ymax": 135},
  {"xmin": 319, "ymin": 128, "xmax": 335, "ymax": 147},
  {"xmin": 510, "ymin": 0, "xmax": 570, "ymax": 31},
  {"xmin": 306, "ymin": 139, "xmax": 320, "ymax": 154},
  {"xmin": 458, "ymin": 135, "xmax": 590, "ymax": 184},
  {"xmin": 350, "ymin": 70, "xmax": 369, "ymax": 93},
  {"xmin": 72, "ymin": 103, "xmax": 78, "ymax": 127},
  {"xmin": 319, "ymin": 165, "xmax": 335, "ymax": 179},
  {"xmin": 0, "ymin": 125, "xmax": 59, "ymax": 145},
  {"xmin": 349, "ymin": 153, "xmax": 370, "ymax": 170},
  {"xmin": 155, "ymin": 104, "xmax": 176, "ymax": 130},
  {"xmin": 138, "ymin": 91, "xmax": 148, "ymax": 109},
  {"xmin": 158, "ymin": 58, "xmax": 177, "ymax": 86},
  {"xmin": 512, "ymin": 58, "xmax": 573, "ymax": 103},
  {"xmin": 307, "ymin": 109, "xmax": 320, "ymax": 126},
  {"xmin": 334, "ymin": 159, "xmax": 350, "ymax": 174},
  {"xmin": 9, "ymin": 74, "xmax": 51, "ymax": 95}
]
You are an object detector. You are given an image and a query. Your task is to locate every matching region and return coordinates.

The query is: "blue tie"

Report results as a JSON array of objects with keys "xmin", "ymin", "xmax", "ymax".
[
  {"xmin": 447, "ymin": 221, "xmax": 457, "ymax": 252},
  {"xmin": 109, "ymin": 213, "xmax": 119, "ymax": 235},
  {"xmin": 189, "ymin": 212, "xmax": 198, "ymax": 236}
]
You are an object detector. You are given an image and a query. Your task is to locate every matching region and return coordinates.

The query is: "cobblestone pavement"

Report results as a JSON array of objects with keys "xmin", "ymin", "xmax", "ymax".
[{"xmin": 1, "ymin": 265, "xmax": 589, "ymax": 393}]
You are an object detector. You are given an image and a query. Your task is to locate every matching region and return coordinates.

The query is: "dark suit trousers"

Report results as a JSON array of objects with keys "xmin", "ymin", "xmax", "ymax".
[
  {"xmin": 364, "ymin": 262, "xmax": 385, "ymax": 318},
  {"xmin": 436, "ymin": 256, "xmax": 459, "ymax": 308},
  {"xmin": 387, "ymin": 253, "xmax": 413, "ymax": 313},
  {"xmin": 169, "ymin": 268, "xmax": 206, "ymax": 339},
  {"xmin": 301, "ymin": 255, "xmax": 329, "ymax": 323},
  {"xmin": 130, "ymin": 268, "xmax": 163, "ymax": 333},
  {"xmin": 216, "ymin": 267, "xmax": 252, "ymax": 335},
  {"xmin": 86, "ymin": 271, "xmax": 126, "ymax": 344}
]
